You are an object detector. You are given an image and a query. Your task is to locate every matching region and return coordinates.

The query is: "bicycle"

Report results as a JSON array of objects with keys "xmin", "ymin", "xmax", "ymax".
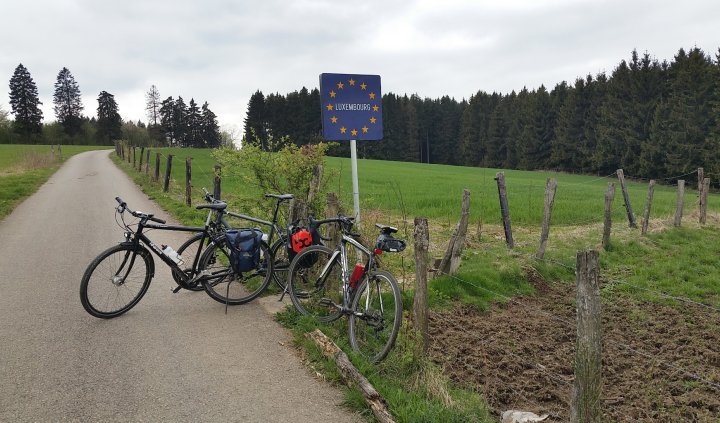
[
  {"xmin": 172, "ymin": 190, "xmax": 295, "ymax": 295},
  {"xmin": 286, "ymin": 215, "xmax": 405, "ymax": 363},
  {"xmin": 80, "ymin": 196, "xmax": 274, "ymax": 318}
]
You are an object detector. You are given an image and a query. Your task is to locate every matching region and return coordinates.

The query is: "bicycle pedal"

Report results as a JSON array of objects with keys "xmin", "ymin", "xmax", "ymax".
[
  {"xmin": 171, "ymin": 285, "xmax": 182, "ymax": 294},
  {"xmin": 318, "ymin": 298, "xmax": 335, "ymax": 307}
]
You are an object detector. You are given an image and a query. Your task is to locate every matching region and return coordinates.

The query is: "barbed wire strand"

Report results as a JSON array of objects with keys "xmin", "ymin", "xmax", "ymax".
[{"xmin": 606, "ymin": 278, "xmax": 720, "ymax": 312}]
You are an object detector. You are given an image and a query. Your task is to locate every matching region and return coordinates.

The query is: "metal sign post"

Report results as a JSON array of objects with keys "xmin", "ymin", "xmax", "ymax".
[{"xmin": 319, "ymin": 73, "xmax": 383, "ymax": 224}]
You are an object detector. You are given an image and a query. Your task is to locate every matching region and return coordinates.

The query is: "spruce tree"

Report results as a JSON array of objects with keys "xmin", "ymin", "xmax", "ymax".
[
  {"xmin": 244, "ymin": 90, "xmax": 267, "ymax": 149},
  {"xmin": 186, "ymin": 98, "xmax": 201, "ymax": 147},
  {"xmin": 200, "ymin": 102, "xmax": 221, "ymax": 148},
  {"xmin": 96, "ymin": 91, "xmax": 122, "ymax": 144},
  {"xmin": 173, "ymin": 97, "xmax": 188, "ymax": 146},
  {"xmin": 53, "ymin": 67, "xmax": 83, "ymax": 135},
  {"xmin": 145, "ymin": 85, "xmax": 161, "ymax": 125},
  {"xmin": 159, "ymin": 96, "xmax": 174, "ymax": 144},
  {"xmin": 8, "ymin": 63, "xmax": 44, "ymax": 140}
]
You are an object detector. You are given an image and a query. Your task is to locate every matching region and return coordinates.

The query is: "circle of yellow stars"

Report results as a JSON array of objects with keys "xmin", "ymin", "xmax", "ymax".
[{"xmin": 325, "ymin": 77, "xmax": 380, "ymax": 136}]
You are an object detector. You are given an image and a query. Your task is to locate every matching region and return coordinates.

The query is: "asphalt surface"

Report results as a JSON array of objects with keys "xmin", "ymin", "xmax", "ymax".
[{"xmin": 0, "ymin": 150, "xmax": 361, "ymax": 422}]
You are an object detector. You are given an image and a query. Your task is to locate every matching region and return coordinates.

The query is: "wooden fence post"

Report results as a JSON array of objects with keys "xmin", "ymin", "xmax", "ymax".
[
  {"xmin": 571, "ymin": 250, "xmax": 602, "ymax": 423},
  {"xmin": 495, "ymin": 172, "xmax": 514, "ymax": 248},
  {"xmin": 154, "ymin": 152, "xmax": 160, "ymax": 182},
  {"xmin": 438, "ymin": 189, "xmax": 470, "ymax": 275},
  {"xmin": 163, "ymin": 154, "xmax": 173, "ymax": 193},
  {"xmin": 413, "ymin": 217, "xmax": 429, "ymax": 356},
  {"xmin": 325, "ymin": 192, "xmax": 340, "ymax": 246},
  {"xmin": 536, "ymin": 178, "xmax": 557, "ymax": 259},
  {"xmin": 213, "ymin": 165, "xmax": 221, "ymax": 200},
  {"xmin": 674, "ymin": 179, "xmax": 685, "ymax": 227},
  {"xmin": 120, "ymin": 144, "xmax": 125, "ymax": 160},
  {"xmin": 145, "ymin": 149, "xmax": 150, "ymax": 174},
  {"xmin": 616, "ymin": 169, "xmax": 636, "ymax": 228},
  {"xmin": 307, "ymin": 165, "xmax": 324, "ymax": 207},
  {"xmin": 138, "ymin": 147, "xmax": 145, "ymax": 171},
  {"xmin": 602, "ymin": 183, "xmax": 615, "ymax": 250},
  {"xmin": 51, "ymin": 145, "xmax": 55, "ymax": 161},
  {"xmin": 641, "ymin": 180, "xmax": 656, "ymax": 235},
  {"xmin": 185, "ymin": 157, "xmax": 192, "ymax": 206},
  {"xmin": 127, "ymin": 145, "xmax": 132, "ymax": 163},
  {"xmin": 698, "ymin": 167, "xmax": 704, "ymax": 195},
  {"xmin": 132, "ymin": 146, "xmax": 136, "ymax": 168},
  {"xmin": 700, "ymin": 178, "xmax": 710, "ymax": 224}
]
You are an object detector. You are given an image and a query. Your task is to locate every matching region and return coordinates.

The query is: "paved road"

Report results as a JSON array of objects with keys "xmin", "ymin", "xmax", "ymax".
[{"xmin": 0, "ymin": 150, "xmax": 360, "ymax": 422}]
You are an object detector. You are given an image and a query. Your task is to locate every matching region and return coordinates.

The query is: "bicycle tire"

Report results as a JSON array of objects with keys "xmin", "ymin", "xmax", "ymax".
[
  {"xmin": 270, "ymin": 237, "xmax": 290, "ymax": 291},
  {"xmin": 348, "ymin": 270, "xmax": 402, "ymax": 363},
  {"xmin": 287, "ymin": 245, "xmax": 342, "ymax": 323},
  {"xmin": 172, "ymin": 233, "xmax": 207, "ymax": 291},
  {"xmin": 80, "ymin": 243, "xmax": 153, "ymax": 319},
  {"xmin": 199, "ymin": 235, "xmax": 273, "ymax": 305}
]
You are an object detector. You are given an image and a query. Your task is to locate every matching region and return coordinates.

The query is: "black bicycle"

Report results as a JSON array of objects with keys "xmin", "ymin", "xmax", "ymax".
[
  {"xmin": 287, "ymin": 216, "xmax": 405, "ymax": 363},
  {"xmin": 80, "ymin": 197, "xmax": 274, "ymax": 318}
]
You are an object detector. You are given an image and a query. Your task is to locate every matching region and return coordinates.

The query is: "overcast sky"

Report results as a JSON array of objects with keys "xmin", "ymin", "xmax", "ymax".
[{"xmin": 2, "ymin": 0, "xmax": 719, "ymax": 137}]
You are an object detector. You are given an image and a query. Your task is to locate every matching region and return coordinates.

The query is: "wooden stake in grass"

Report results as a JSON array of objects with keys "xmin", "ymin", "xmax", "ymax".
[
  {"xmin": 438, "ymin": 189, "xmax": 470, "ymax": 275},
  {"xmin": 185, "ymin": 157, "xmax": 192, "ymax": 206},
  {"xmin": 154, "ymin": 152, "xmax": 160, "ymax": 182},
  {"xmin": 163, "ymin": 154, "xmax": 173, "ymax": 193},
  {"xmin": 213, "ymin": 165, "xmax": 221, "ymax": 200},
  {"xmin": 641, "ymin": 180, "xmax": 656, "ymax": 235},
  {"xmin": 325, "ymin": 192, "xmax": 340, "ymax": 246},
  {"xmin": 413, "ymin": 217, "xmax": 429, "ymax": 356},
  {"xmin": 602, "ymin": 183, "xmax": 615, "ymax": 250},
  {"xmin": 571, "ymin": 250, "xmax": 602, "ymax": 423},
  {"xmin": 145, "ymin": 149, "xmax": 150, "ymax": 174},
  {"xmin": 698, "ymin": 167, "xmax": 704, "ymax": 195},
  {"xmin": 616, "ymin": 169, "xmax": 636, "ymax": 228},
  {"xmin": 139, "ymin": 147, "xmax": 145, "ymax": 172},
  {"xmin": 306, "ymin": 329, "xmax": 395, "ymax": 423},
  {"xmin": 495, "ymin": 172, "xmax": 514, "ymax": 248},
  {"xmin": 700, "ymin": 178, "xmax": 710, "ymax": 224},
  {"xmin": 536, "ymin": 178, "xmax": 557, "ymax": 260},
  {"xmin": 674, "ymin": 179, "xmax": 685, "ymax": 227}
]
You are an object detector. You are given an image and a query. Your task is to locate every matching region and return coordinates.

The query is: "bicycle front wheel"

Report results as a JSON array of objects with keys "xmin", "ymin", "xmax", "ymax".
[
  {"xmin": 80, "ymin": 244, "xmax": 153, "ymax": 319},
  {"xmin": 287, "ymin": 245, "xmax": 342, "ymax": 323},
  {"xmin": 199, "ymin": 236, "xmax": 273, "ymax": 305},
  {"xmin": 270, "ymin": 238, "xmax": 290, "ymax": 292},
  {"xmin": 348, "ymin": 270, "xmax": 402, "ymax": 363}
]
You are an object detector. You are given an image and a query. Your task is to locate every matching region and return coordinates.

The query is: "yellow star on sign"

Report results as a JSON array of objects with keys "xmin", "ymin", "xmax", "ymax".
[
  {"xmin": 331, "ymin": 116, "xmax": 338, "ymax": 123},
  {"xmin": 362, "ymin": 126, "xmax": 369, "ymax": 133},
  {"xmin": 330, "ymin": 90, "xmax": 336, "ymax": 98},
  {"xmin": 337, "ymin": 82, "xmax": 344, "ymax": 89},
  {"xmin": 360, "ymin": 83, "xmax": 367, "ymax": 90},
  {"xmin": 370, "ymin": 117, "xmax": 377, "ymax": 124},
  {"xmin": 326, "ymin": 104, "xmax": 333, "ymax": 111},
  {"xmin": 369, "ymin": 92, "xmax": 376, "ymax": 99},
  {"xmin": 340, "ymin": 126, "xmax": 347, "ymax": 134},
  {"xmin": 349, "ymin": 78, "xmax": 355, "ymax": 86},
  {"xmin": 351, "ymin": 129, "xmax": 358, "ymax": 136},
  {"xmin": 372, "ymin": 105, "xmax": 379, "ymax": 112}
]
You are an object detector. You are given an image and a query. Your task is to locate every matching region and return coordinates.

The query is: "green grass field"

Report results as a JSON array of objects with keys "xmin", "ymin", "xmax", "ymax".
[
  {"xmin": 0, "ymin": 145, "xmax": 110, "ymax": 220},
  {"xmin": 113, "ymin": 146, "xmax": 720, "ymax": 422}
]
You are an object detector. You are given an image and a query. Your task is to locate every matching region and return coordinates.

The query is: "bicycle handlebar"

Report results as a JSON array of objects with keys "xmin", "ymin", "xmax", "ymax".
[{"xmin": 115, "ymin": 196, "xmax": 166, "ymax": 224}]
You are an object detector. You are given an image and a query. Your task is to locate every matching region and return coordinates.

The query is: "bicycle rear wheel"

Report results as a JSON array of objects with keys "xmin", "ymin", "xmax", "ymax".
[
  {"xmin": 287, "ymin": 245, "xmax": 342, "ymax": 323},
  {"xmin": 80, "ymin": 244, "xmax": 153, "ymax": 319},
  {"xmin": 198, "ymin": 235, "xmax": 273, "ymax": 305},
  {"xmin": 348, "ymin": 270, "xmax": 402, "ymax": 363}
]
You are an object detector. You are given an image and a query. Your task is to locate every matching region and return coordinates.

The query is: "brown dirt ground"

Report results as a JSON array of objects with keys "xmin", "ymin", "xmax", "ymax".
[{"xmin": 428, "ymin": 272, "xmax": 720, "ymax": 422}]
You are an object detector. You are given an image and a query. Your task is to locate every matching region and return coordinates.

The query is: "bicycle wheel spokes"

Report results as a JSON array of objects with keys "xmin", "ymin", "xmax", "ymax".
[
  {"xmin": 199, "ymin": 237, "xmax": 273, "ymax": 305},
  {"xmin": 80, "ymin": 244, "xmax": 152, "ymax": 318},
  {"xmin": 288, "ymin": 245, "xmax": 342, "ymax": 322},
  {"xmin": 349, "ymin": 271, "xmax": 402, "ymax": 363}
]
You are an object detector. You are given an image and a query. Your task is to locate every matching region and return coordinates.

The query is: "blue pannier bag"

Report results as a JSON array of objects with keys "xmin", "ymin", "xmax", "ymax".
[{"xmin": 225, "ymin": 229, "xmax": 263, "ymax": 272}]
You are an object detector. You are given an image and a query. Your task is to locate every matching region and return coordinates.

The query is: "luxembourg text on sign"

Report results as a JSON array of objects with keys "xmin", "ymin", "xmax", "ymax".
[{"xmin": 320, "ymin": 73, "xmax": 383, "ymax": 141}]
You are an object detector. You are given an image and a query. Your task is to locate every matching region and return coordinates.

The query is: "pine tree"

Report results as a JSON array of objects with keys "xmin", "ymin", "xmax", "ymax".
[
  {"xmin": 518, "ymin": 86, "xmax": 553, "ymax": 170},
  {"xmin": 244, "ymin": 90, "xmax": 267, "ymax": 149},
  {"xmin": 145, "ymin": 85, "xmax": 161, "ymax": 125},
  {"xmin": 53, "ymin": 67, "xmax": 83, "ymax": 135},
  {"xmin": 159, "ymin": 96, "xmax": 175, "ymax": 145},
  {"xmin": 8, "ymin": 64, "xmax": 43, "ymax": 140},
  {"xmin": 186, "ymin": 98, "xmax": 202, "ymax": 147},
  {"xmin": 200, "ymin": 102, "xmax": 221, "ymax": 148},
  {"xmin": 173, "ymin": 97, "xmax": 188, "ymax": 146},
  {"xmin": 96, "ymin": 91, "xmax": 122, "ymax": 144}
]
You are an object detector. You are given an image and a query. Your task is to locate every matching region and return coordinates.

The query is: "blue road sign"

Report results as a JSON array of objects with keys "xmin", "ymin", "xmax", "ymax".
[{"xmin": 320, "ymin": 73, "xmax": 383, "ymax": 141}]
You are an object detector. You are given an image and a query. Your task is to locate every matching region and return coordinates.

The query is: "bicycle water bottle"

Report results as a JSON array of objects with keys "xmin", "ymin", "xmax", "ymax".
[{"xmin": 161, "ymin": 245, "xmax": 184, "ymax": 266}]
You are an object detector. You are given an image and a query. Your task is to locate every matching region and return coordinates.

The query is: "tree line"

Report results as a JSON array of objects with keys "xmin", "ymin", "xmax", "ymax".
[
  {"xmin": 244, "ymin": 47, "xmax": 720, "ymax": 180},
  {"xmin": 2, "ymin": 65, "xmax": 222, "ymax": 148}
]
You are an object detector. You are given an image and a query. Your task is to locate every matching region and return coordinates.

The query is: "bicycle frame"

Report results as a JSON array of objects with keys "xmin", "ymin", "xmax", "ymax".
[{"xmin": 319, "ymin": 233, "xmax": 375, "ymax": 311}]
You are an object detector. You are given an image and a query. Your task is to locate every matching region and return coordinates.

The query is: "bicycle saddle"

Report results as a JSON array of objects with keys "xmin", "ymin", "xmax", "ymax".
[
  {"xmin": 196, "ymin": 202, "xmax": 228, "ymax": 210},
  {"xmin": 375, "ymin": 224, "xmax": 398, "ymax": 234}
]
